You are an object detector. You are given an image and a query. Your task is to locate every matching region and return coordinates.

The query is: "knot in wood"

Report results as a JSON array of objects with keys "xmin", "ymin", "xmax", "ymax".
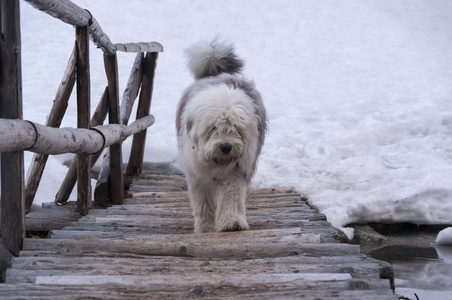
[{"xmin": 179, "ymin": 245, "xmax": 187, "ymax": 255}]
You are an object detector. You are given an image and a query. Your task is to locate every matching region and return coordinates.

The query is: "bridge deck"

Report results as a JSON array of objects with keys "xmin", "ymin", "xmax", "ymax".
[{"xmin": 0, "ymin": 172, "xmax": 396, "ymax": 299}]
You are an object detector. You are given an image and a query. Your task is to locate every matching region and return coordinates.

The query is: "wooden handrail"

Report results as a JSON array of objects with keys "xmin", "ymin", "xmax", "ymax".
[
  {"xmin": 0, "ymin": 115, "xmax": 155, "ymax": 154},
  {"xmin": 25, "ymin": 0, "xmax": 116, "ymax": 54},
  {"xmin": 1, "ymin": 0, "xmax": 162, "ymax": 254},
  {"xmin": 25, "ymin": 0, "xmax": 164, "ymax": 54}
]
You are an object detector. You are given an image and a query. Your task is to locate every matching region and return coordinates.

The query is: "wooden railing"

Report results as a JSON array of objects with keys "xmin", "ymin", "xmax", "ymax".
[{"xmin": 0, "ymin": 0, "xmax": 163, "ymax": 255}]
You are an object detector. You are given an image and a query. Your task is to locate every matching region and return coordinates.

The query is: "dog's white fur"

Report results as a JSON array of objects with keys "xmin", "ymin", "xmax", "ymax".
[{"xmin": 176, "ymin": 39, "xmax": 267, "ymax": 233}]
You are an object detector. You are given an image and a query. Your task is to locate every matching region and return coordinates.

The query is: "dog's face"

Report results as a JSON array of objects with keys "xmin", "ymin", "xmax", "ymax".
[
  {"xmin": 201, "ymin": 117, "xmax": 245, "ymax": 166},
  {"xmin": 183, "ymin": 85, "xmax": 257, "ymax": 167}
]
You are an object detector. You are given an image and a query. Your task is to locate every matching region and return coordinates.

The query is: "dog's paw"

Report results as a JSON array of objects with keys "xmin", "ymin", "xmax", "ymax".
[{"xmin": 220, "ymin": 220, "xmax": 249, "ymax": 232}]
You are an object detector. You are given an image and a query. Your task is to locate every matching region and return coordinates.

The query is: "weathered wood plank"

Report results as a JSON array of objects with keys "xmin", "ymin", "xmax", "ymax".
[
  {"xmin": 9, "ymin": 255, "xmax": 370, "ymax": 272},
  {"xmin": 50, "ymin": 228, "xmax": 320, "ymax": 243},
  {"xmin": 7, "ymin": 262, "xmax": 381, "ymax": 285},
  {"xmin": 0, "ymin": 282, "xmax": 397, "ymax": 299},
  {"xmin": 0, "ymin": 0, "xmax": 25, "ymax": 256},
  {"xmin": 126, "ymin": 52, "xmax": 158, "ymax": 176},
  {"xmin": 22, "ymin": 238, "xmax": 360, "ymax": 259},
  {"xmin": 34, "ymin": 273, "xmax": 353, "ymax": 286},
  {"xmin": 25, "ymin": 205, "xmax": 81, "ymax": 232}
]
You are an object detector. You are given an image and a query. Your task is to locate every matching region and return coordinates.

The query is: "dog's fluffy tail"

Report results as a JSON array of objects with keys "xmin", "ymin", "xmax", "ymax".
[{"xmin": 185, "ymin": 38, "xmax": 244, "ymax": 80}]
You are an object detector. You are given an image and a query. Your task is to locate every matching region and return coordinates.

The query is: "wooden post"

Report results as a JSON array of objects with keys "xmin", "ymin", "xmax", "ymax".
[
  {"xmin": 24, "ymin": 46, "xmax": 76, "ymax": 213},
  {"xmin": 75, "ymin": 25, "xmax": 91, "ymax": 215},
  {"xmin": 103, "ymin": 53, "xmax": 123, "ymax": 205},
  {"xmin": 54, "ymin": 88, "xmax": 108, "ymax": 205},
  {"xmin": 0, "ymin": 0, "xmax": 25, "ymax": 256},
  {"xmin": 94, "ymin": 52, "xmax": 143, "ymax": 206},
  {"xmin": 126, "ymin": 52, "xmax": 158, "ymax": 176}
]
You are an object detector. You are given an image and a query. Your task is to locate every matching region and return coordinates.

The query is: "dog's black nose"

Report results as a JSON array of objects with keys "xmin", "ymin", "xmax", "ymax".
[{"xmin": 220, "ymin": 143, "xmax": 232, "ymax": 154}]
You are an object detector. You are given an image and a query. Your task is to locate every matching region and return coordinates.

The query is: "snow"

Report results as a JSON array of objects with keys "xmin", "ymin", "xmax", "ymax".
[
  {"xmin": 435, "ymin": 228, "xmax": 452, "ymax": 246},
  {"xmin": 4, "ymin": 0, "xmax": 452, "ymax": 238}
]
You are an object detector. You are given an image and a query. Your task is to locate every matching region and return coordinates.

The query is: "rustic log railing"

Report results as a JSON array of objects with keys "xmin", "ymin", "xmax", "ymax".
[{"xmin": 0, "ymin": 0, "xmax": 163, "ymax": 255}]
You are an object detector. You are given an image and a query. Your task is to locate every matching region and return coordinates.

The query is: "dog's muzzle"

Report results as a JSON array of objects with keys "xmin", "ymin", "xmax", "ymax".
[
  {"xmin": 211, "ymin": 143, "xmax": 236, "ymax": 166},
  {"xmin": 220, "ymin": 143, "xmax": 232, "ymax": 155}
]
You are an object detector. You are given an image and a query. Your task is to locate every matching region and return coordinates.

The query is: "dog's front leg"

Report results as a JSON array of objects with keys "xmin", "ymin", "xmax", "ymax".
[
  {"xmin": 214, "ymin": 178, "xmax": 249, "ymax": 232},
  {"xmin": 187, "ymin": 177, "xmax": 216, "ymax": 233}
]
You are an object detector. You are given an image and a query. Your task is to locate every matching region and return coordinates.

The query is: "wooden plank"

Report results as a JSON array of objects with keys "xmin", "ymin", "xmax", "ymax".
[
  {"xmin": 21, "ymin": 238, "xmax": 360, "ymax": 259},
  {"xmin": 54, "ymin": 87, "xmax": 108, "ymax": 205},
  {"xmin": 9, "ymin": 255, "xmax": 370, "ymax": 272},
  {"xmin": 25, "ymin": 206, "xmax": 81, "ymax": 232},
  {"xmin": 75, "ymin": 25, "xmax": 91, "ymax": 215},
  {"xmin": 0, "ymin": 0, "xmax": 25, "ymax": 256},
  {"xmin": 34, "ymin": 273, "xmax": 353, "ymax": 286},
  {"xmin": 0, "ymin": 282, "xmax": 397, "ymax": 299},
  {"xmin": 50, "ymin": 228, "xmax": 320, "ymax": 243},
  {"xmin": 126, "ymin": 52, "xmax": 158, "ymax": 176},
  {"xmin": 24, "ymin": 45, "xmax": 76, "ymax": 212},
  {"xmin": 6, "ymin": 264, "xmax": 381, "ymax": 285}
]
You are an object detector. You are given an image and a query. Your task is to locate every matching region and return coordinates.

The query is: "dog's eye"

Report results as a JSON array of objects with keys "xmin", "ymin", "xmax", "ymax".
[
  {"xmin": 211, "ymin": 126, "xmax": 217, "ymax": 132},
  {"xmin": 235, "ymin": 125, "xmax": 243, "ymax": 137}
]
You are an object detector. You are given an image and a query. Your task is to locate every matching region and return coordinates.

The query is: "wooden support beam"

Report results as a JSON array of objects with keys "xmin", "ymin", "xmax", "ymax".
[
  {"xmin": 94, "ymin": 52, "xmax": 143, "ymax": 206},
  {"xmin": 103, "ymin": 53, "xmax": 123, "ymax": 205},
  {"xmin": 75, "ymin": 25, "xmax": 91, "ymax": 215},
  {"xmin": 121, "ymin": 52, "xmax": 144, "ymax": 125},
  {"xmin": 24, "ymin": 46, "xmax": 76, "ymax": 213},
  {"xmin": 0, "ymin": 0, "xmax": 25, "ymax": 256},
  {"xmin": 54, "ymin": 88, "xmax": 108, "ymax": 205},
  {"xmin": 126, "ymin": 52, "xmax": 158, "ymax": 176}
]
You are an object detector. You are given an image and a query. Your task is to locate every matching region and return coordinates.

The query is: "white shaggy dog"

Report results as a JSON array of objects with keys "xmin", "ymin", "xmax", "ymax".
[{"xmin": 176, "ymin": 39, "xmax": 267, "ymax": 233}]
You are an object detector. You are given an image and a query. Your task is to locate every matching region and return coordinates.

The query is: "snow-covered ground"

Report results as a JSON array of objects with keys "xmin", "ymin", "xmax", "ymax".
[
  {"xmin": 4, "ymin": 0, "xmax": 452, "ymax": 238},
  {"xmin": 436, "ymin": 227, "xmax": 452, "ymax": 246}
]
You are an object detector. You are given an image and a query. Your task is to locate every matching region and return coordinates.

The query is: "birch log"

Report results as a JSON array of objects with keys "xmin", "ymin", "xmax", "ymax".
[
  {"xmin": 115, "ymin": 42, "xmax": 163, "ymax": 53},
  {"xmin": 25, "ymin": 0, "xmax": 116, "ymax": 55},
  {"xmin": 0, "ymin": 116, "xmax": 155, "ymax": 154},
  {"xmin": 24, "ymin": 45, "xmax": 77, "ymax": 213}
]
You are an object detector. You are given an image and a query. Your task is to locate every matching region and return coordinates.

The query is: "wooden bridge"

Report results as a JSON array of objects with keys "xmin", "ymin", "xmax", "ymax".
[
  {"xmin": 1, "ymin": 1, "xmax": 396, "ymax": 298},
  {"xmin": 0, "ymin": 169, "xmax": 396, "ymax": 299}
]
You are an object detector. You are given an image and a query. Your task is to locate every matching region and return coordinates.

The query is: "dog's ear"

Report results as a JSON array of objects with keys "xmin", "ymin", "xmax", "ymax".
[{"xmin": 186, "ymin": 119, "xmax": 193, "ymax": 134}]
